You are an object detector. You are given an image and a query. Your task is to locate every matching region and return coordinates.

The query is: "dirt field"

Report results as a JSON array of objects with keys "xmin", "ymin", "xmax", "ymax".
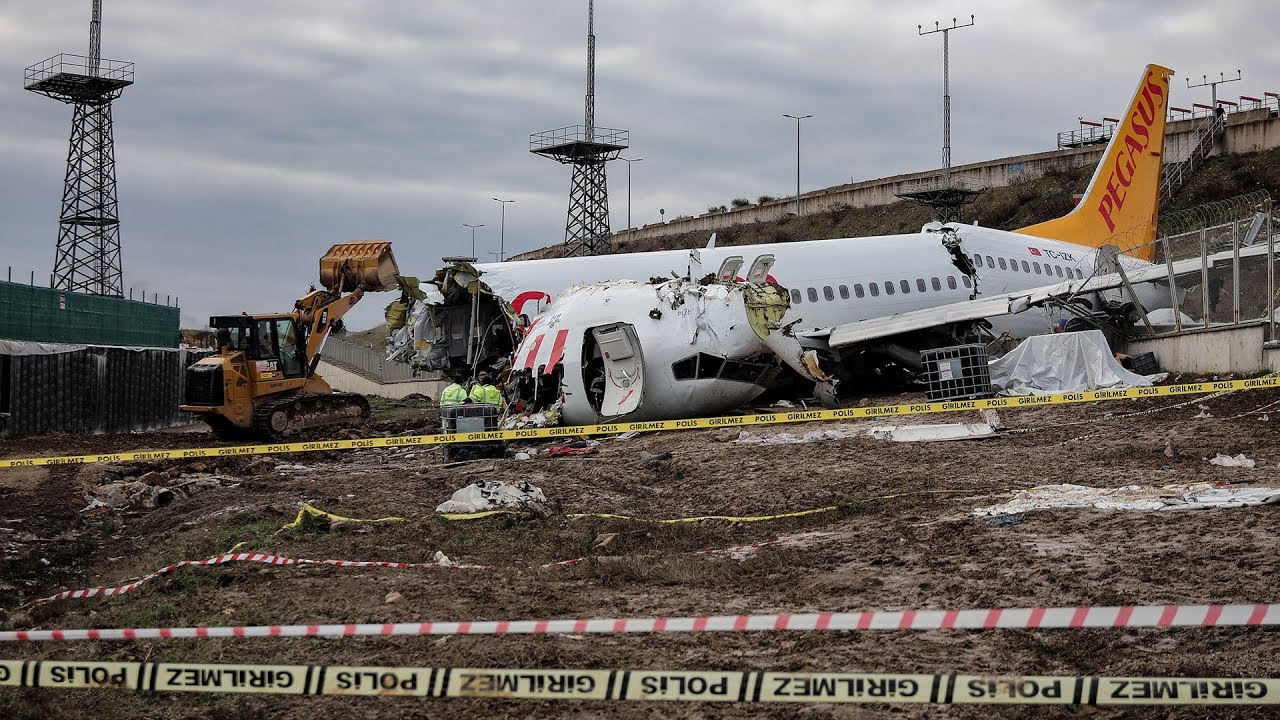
[{"xmin": 2, "ymin": 384, "xmax": 1279, "ymax": 719}]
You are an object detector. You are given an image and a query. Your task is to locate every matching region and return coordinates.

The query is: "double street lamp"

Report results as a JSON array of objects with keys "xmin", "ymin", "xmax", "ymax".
[
  {"xmin": 782, "ymin": 114, "xmax": 812, "ymax": 217},
  {"xmin": 491, "ymin": 198, "xmax": 515, "ymax": 262}
]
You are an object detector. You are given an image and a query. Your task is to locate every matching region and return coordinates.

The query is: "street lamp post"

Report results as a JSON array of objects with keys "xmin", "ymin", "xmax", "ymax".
[
  {"xmin": 620, "ymin": 157, "xmax": 643, "ymax": 229},
  {"xmin": 782, "ymin": 114, "xmax": 812, "ymax": 216},
  {"xmin": 462, "ymin": 223, "xmax": 484, "ymax": 260},
  {"xmin": 491, "ymin": 198, "xmax": 515, "ymax": 261}
]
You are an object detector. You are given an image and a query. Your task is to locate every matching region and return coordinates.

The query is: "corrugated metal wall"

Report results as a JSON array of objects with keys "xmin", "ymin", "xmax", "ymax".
[
  {"xmin": 0, "ymin": 346, "xmax": 208, "ymax": 437},
  {"xmin": 0, "ymin": 280, "xmax": 180, "ymax": 348}
]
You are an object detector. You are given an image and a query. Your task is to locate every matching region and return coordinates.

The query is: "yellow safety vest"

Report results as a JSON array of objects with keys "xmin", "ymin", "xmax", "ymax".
[
  {"xmin": 468, "ymin": 384, "xmax": 503, "ymax": 406},
  {"xmin": 440, "ymin": 383, "xmax": 468, "ymax": 407}
]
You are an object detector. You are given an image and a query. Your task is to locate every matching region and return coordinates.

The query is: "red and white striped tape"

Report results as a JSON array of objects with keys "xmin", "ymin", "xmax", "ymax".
[
  {"xmin": 21, "ymin": 552, "xmax": 491, "ymax": 608},
  {"xmin": 21, "ymin": 534, "xmax": 828, "ymax": 609},
  {"xmin": 4, "ymin": 603, "xmax": 1276, "ymax": 643}
]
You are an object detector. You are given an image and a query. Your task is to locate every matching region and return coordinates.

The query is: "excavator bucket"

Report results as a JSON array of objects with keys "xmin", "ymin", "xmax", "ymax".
[{"xmin": 319, "ymin": 241, "xmax": 400, "ymax": 293}]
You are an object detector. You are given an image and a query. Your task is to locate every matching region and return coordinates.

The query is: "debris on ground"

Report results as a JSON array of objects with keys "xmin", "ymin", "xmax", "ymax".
[
  {"xmin": 82, "ymin": 474, "xmax": 238, "ymax": 513},
  {"xmin": 547, "ymin": 446, "xmax": 597, "ymax": 457},
  {"xmin": 974, "ymin": 483, "xmax": 1280, "ymax": 516},
  {"xmin": 279, "ymin": 503, "xmax": 408, "ymax": 532},
  {"xmin": 501, "ymin": 401, "xmax": 563, "ymax": 430},
  {"xmin": 1209, "ymin": 452, "xmax": 1257, "ymax": 468},
  {"xmin": 384, "ymin": 590, "xmax": 405, "ymax": 604},
  {"xmin": 637, "ymin": 450, "xmax": 673, "ymax": 467},
  {"xmin": 1194, "ymin": 404, "xmax": 1213, "ymax": 419},
  {"xmin": 868, "ymin": 423, "xmax": 996, "ymax": 443},
  {"xmin": 735, "ymin": 428, "xmax": 854, "ymax": 444},
  {"xmin": 434, "ymin": 480, "xmax": 547, "ymax": 514}
]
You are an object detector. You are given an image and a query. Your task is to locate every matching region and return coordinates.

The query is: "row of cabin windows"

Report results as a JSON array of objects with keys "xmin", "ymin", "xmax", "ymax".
[
  {"xmin": 791, "ymin": 275, "xmax": 970, "ymax": 305},
  {"xmin": 972, "ymin": 254, "xmax": 1084, "ymax": 280}
]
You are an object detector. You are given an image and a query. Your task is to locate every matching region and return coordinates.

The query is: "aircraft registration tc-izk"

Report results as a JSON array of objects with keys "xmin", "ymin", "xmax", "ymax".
[{"xmin": 389, "ymin": 64, "xmax": 1175, "ymax": 424}]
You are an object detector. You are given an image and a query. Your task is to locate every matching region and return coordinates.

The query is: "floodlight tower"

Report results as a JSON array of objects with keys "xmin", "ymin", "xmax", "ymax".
[
  {"xmin": 25, "ymin": 0, "xmax": 134, "ymax": 296},
  {"xmin": 530, "ymin": 0, "xmax": 629, "ymax": 257}
]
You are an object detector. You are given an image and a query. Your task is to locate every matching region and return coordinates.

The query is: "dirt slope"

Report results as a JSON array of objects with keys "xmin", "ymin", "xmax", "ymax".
[{"xmin": 2, "ymin": 384, "xmax": 1279, "ymax": 719}]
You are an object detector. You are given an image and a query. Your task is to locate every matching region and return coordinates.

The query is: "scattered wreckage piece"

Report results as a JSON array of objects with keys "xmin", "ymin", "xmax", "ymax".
[
  {"xmin": 973, "ymin": 482, "xmax": 1280, "ymax": 516},
  {"xmin": 435, "ymin": 480, "xmax": 548, "ymax": 515},
  {"xmin": 82, "ymin": 474, "xmax": 239, "ymax": 513}
]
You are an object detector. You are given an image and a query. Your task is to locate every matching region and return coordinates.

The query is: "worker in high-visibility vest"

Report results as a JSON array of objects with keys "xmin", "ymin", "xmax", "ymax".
[
  {"xmin": 468, "ymin": 371, "xmax": 504, "ymax": 407},
  {"xmin": 439, "ymin": 374, "xmax": 468, "ymax": 407}
]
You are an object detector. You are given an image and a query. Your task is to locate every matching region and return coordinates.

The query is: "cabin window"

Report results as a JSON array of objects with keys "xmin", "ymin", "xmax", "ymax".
[
  {"xmin": 807, "ymin": 287, "xmax": 818, "ymax": 303},
  {"xmin": 961, "ymin": 275, "xmax": 972, "ymax": 288},
  {"xmin": 972, "ymin": 254, "xmax": 982, "ymax": 267},
  {"xmin": 1021, "ymin": 261, "xmax": 1030, "ymax": 273},
  {"xmin": 672, "ymin": 355, "xmax": 698, "ymax": 380},
  {"xmin": 986, "ymin": 255, "xmax": 995, "ymax": 267},
  {"xmin": 1055, "ymin": 265, "xmax": 1063, "ymax": 278},
  {"xmin": 931, "ymin": 277, "xmax": 941, "ymax": 291},
  {"xmin": 1076, "ymin": 268, "xmax": 1084, "ymax": 279},
  {"xmin": 884, "ymin": 281, "xmax": 895, "ymax": 296},
  {"xmin": 869, "ymin": 283, "xmax": 880, "ymax": 297},
  {"xmin": 854, "ymin": 284, "xmax": 865, "ymax": 298},
  {"xmin": 946, "ymin": 276, "xmax": 957, "ymax": 290},
  {"xmin": 916, "ymin": 278, "xmax": 927, "ymax": 292},
  {"xmin": 823, "ymin": 286, "xmax": 834, "ymax": 301},
  {"xmin": 839, "ymin": 285, "xmax": 850, "ymax": 299},
  {"xmin": 998, "ymin": 257, "xmax": 1007, "ymax": 270},
  {"xmin": 1033, "ymin": 262, "xmax": 1042, "ymax": 274},
  {"xmin": 900, "ymin": 279, "xmax": 911, "ymax": 294},
  {"xmin": 790, "ymin": 288, "xmax": 802, "ymax": 305}
]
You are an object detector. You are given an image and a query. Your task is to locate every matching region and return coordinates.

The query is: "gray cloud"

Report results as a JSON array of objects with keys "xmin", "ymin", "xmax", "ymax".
[{"xmin": 1, "ymin": 0, "xmax": 1276, "ymax": 329}]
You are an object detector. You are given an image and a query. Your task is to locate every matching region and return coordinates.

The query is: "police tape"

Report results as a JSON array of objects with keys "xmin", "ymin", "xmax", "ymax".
[
  {"xmin": 4, "ymin": 603, "xmax": 1277, "ymax": 643},
  {"xmin": 1, "ymin": 659, "xmax": 1277, "ymax": 705},
  {"xmin": 22, "ymin": 534, "xmax": 830, "ymax": 609},
  {"xmin": 1, "ymin": 376, "xmax": 1273, "ymax": 469}
]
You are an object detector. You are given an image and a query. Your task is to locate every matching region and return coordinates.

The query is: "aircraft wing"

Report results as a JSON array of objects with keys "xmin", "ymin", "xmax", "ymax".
[{"xmin": 805, "ymin": 242, "xmax": 1271, "ymax": 349}]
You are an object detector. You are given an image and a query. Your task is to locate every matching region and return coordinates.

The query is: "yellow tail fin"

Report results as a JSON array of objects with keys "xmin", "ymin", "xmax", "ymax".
[{"xmin": 1015, "ymin": 64, "xmax": 1174, "ymax": 262}]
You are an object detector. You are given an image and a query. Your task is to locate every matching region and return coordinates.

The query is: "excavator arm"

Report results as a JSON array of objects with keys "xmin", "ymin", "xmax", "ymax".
[{"xmin": 298, "ymin": 241, "xmax": 401, "ymax": 373}]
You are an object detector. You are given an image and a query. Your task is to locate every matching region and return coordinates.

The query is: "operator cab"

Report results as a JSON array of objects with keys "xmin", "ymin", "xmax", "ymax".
[{"xmin": 210, "ymin": 315, "xmax": 308, "ymax": 380}]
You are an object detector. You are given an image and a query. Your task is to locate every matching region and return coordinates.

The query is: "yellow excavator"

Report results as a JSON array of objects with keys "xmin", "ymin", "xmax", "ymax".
[{"xmin": 181, "ymin": 241, "xmax": 400, "ymax": 440}]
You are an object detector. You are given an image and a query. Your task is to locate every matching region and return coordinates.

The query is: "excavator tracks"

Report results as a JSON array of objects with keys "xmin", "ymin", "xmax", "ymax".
[{"xmin": 248, "ymin": 393, "xmax": 371, "ymax": 441}]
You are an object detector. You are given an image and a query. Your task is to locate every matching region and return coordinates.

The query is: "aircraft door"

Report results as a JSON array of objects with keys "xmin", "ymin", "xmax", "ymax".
[
  {"xmin": 589, "ymin": 323, "xmax": 644, "ymax": 417},
  {"xmin": 746, "ymin": 254, "xmax": 776, "ymax": 283},
  {"xmin": 717, "ymin": 256, "xmax": 744, "ymax": 282}
]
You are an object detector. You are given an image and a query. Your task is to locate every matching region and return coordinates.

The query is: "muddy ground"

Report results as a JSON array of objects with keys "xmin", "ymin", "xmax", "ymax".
[{"xmin": 1, "ymin": 385, "xmax": 1279, "ymax": 719}]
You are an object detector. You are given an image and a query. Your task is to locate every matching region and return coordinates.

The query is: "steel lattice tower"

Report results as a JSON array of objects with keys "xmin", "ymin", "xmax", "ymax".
[
  {"xmin": 530, "ymin": 0, "xmax": 628, "ymax": 257},
  {"xmin": 25, "ymin": 0, "xmax": 134, "ymax": 296}
]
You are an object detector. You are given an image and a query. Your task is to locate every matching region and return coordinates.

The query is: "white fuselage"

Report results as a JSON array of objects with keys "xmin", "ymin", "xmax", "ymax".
[{"xmin": 471, "ymin": 223, "xmax": 1162, "ymax": 338}]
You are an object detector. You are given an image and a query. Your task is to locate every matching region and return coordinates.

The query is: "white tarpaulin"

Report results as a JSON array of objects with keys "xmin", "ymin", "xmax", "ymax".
[
  {"xmin": 973, "ymin": 483, "xmax": 1280, "ymax": 516},
  {"xmin": 988, "ymin": 329, "xmax": 1156, "ymax": 396}
]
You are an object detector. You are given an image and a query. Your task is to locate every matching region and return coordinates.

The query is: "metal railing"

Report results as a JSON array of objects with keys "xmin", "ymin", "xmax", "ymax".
[
  {"xmin": 24, "ymin": 53, "xmax": 134, "ymax": 85},
  {"xmin": 1159, "ymin": 113, "xmax": 1224, "ymax": 203},
  {"xmin": 529, "ymin": 125, "xmax": 629, "ymax": 153},
  {"xmin": 321, "ymin": 335, "xmax": 419, "ymax": 383},
  {"xmin": 1056, "ymin": 122, "xmax": 1116, "ymax": 149}
]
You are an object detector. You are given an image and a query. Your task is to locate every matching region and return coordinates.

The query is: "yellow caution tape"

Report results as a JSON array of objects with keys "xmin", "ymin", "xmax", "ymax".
[
  {"xmin": 2, "ymin": 377, "xmax": 1275, "ymax": 469},
  {"xmin": 278, "ymin": 503, "xmax": 407, "ymax": 532},
  {"xmin": 2, "ymin": 659, "xmax": 1277, "ymax": 705}
]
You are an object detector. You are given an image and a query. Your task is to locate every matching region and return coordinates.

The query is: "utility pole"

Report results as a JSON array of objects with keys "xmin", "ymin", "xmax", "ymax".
[
  {"xmin": 462, "ymin": 223, "xmax": 484, "ymax": 260},
  {"xmin": 918, "ymin": 15, "xmax": 974, "ymax": 187},
  {"xmin": 1188, "ymin": 70, "xmax": 1242, "ymax": 110},
  {"xmin": 491, "ymin": 198, "xmax": 514, "ymax": 261},
  {"xmin": 620, "ymin": 157, "xmax": 643, "ymax": 228},
  {"xmin": 782, "ymin": 114, "xmax": 811, "ymax": 216}
]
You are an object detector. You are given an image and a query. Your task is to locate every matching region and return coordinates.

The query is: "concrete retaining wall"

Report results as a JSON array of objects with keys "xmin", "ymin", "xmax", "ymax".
[
  {"xmin": 1123, "ymin": 323, "xmax": 1273, "ymax": 374},
  {"xmin": 317, "ymin": 360, "xmax": 443, "ymax": 400}
]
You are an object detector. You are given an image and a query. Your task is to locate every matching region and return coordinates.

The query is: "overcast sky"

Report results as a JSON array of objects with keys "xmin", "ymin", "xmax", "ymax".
[{"xmin": 1, "ymin": 1, "xmax": 1277, "ymax": 330}]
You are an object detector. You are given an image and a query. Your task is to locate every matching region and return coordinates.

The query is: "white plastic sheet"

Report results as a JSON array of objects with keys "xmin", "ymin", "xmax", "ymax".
[
  {"xmin": 988, "ymin": 330, "xmax": 1155, "ymax": 396},
  {"xmin": 973, "ymin": 483, "xmax": 1280, "ymax": 516}
]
